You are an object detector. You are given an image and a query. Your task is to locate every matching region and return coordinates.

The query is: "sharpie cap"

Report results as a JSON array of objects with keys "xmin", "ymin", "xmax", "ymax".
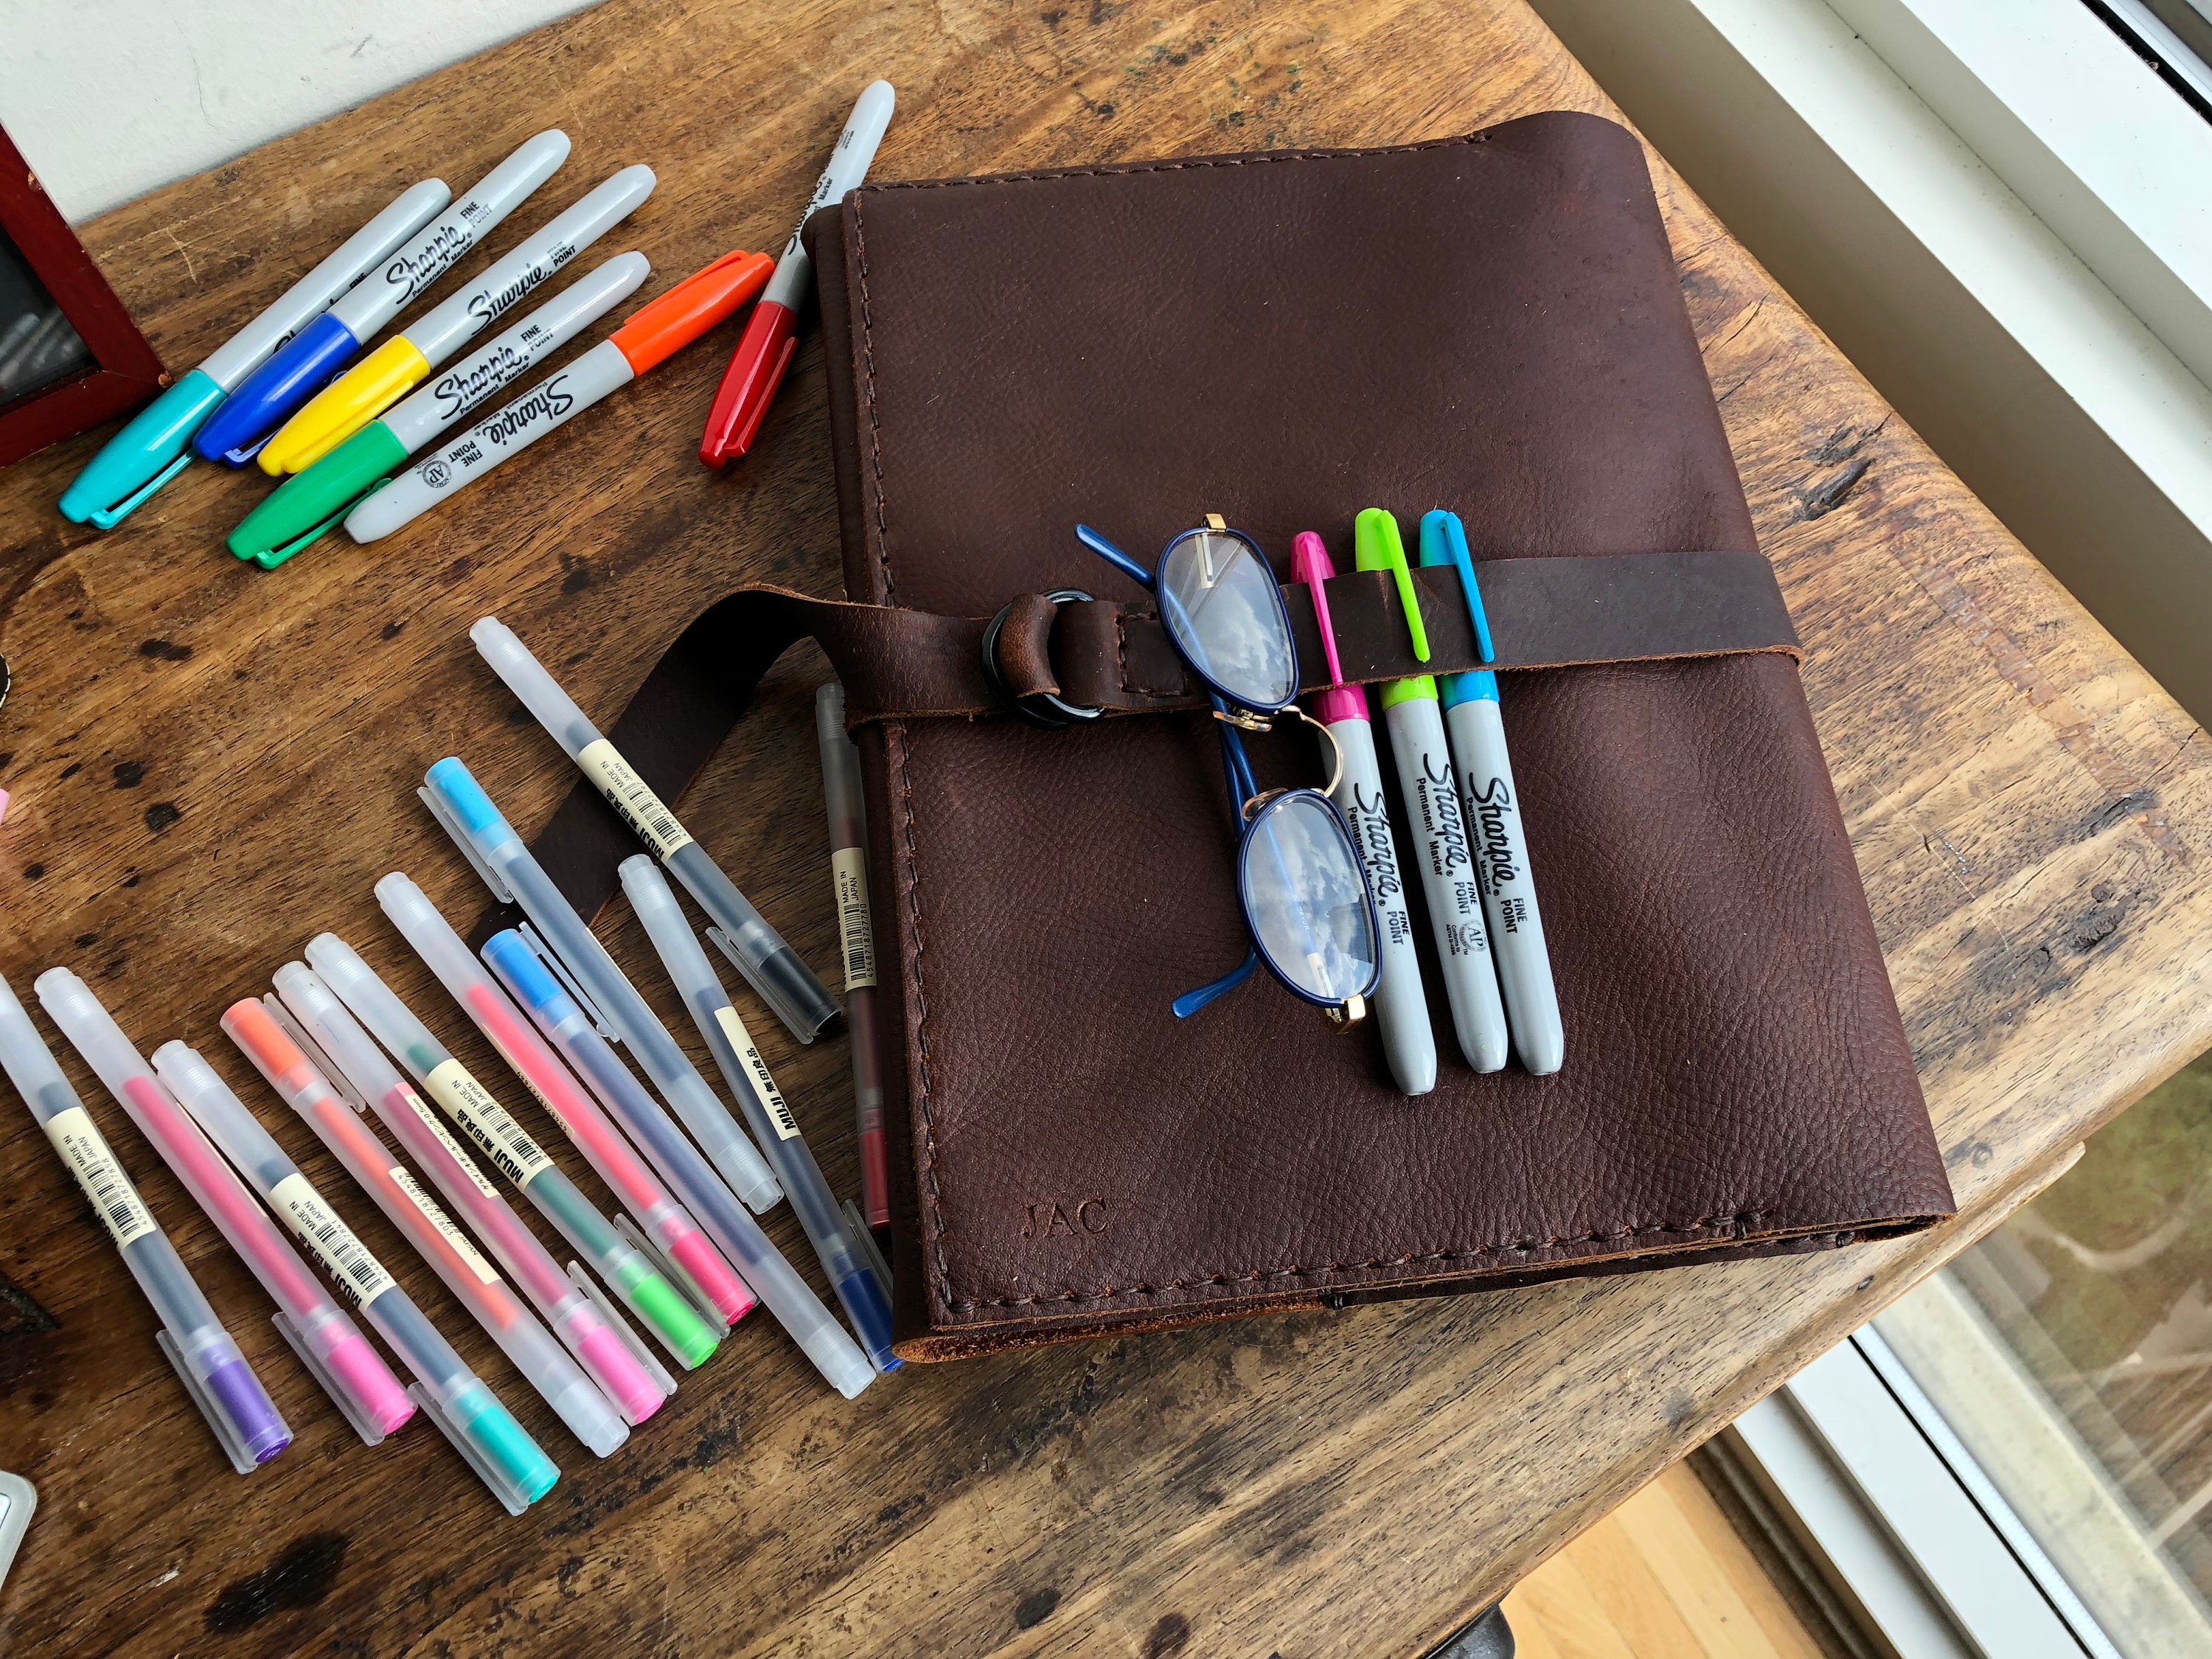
[
  {"xmin": 1418, "ymin": 509, "xmax": 1500, "ymax": 709},
  {"xmin": 611, "ymin": 249, "xmax": 773, "ymax": 375},
  {"xmin": 193, "ymin": 312, "xmax": 363, "ymax": 465},
  {"xmin": 59, "ymin": 369, "xmax": 226, "ymax": 527},
  {"xmin": 1352, "ymin": 509, "xmax": 1436, "ymax": 709},
  {"xmin": 229, "ymin": 422, "xmax": 408, "ymax": 566},
  {"xmin": 1290, "ymin": 532, "xmax": 1368, "ymax": 727},
  {"xmin": 260, "ymin": 336, "xmax": 429, "ymax": 476}
]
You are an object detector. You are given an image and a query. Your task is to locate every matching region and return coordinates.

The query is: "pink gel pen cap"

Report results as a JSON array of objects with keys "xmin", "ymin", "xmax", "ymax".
[{"xmin": 1292, "ymin": 532, "xmax": 1368, "ymax": 726}]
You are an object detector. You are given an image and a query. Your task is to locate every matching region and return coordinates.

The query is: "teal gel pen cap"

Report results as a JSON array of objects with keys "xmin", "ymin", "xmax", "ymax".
[
  {"xmin": 452, "ymin": 1380, "xmax": 559, "ymax": 1503},
  {"xmin": 1418, "ymin": 509, "xmax": 1499, "ymax": 710},
  {"xmin": 228, "ymin": 422, "xmax": 407, "ymax": 565},
  {"xmin": 59, "ymin": 370, "xmax": 227, "ymax": 527},
  {"xmin": 426, "ymin": 758, "xmax": 505, "ymax": 836}
]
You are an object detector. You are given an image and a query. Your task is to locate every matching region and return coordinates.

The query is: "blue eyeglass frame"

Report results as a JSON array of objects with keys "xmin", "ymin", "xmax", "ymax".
[{"xmin": 1075, "ymin": 521, "xmax": 1383, "ymax": 1020}]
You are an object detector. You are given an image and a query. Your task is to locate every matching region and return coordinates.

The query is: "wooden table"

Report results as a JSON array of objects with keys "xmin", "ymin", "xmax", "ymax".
[{"xmin": 1, "ymin": 1, "xmax": 2203, "ymax": 1653}]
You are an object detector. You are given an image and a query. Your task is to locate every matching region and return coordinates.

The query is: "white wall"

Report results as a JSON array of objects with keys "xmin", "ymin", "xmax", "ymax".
[{"xmin": 0, "ymin": 0, "xmax": 601, "ymax": 223}]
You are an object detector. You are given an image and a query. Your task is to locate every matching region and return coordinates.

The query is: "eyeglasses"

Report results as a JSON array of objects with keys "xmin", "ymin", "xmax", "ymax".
[{"xmin": 1077, "ymin": 516, "xmax": 1383, "ymax": 1025}]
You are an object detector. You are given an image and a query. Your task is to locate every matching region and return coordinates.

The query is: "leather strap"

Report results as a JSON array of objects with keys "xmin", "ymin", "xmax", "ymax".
[{"xmin": 494, "ymin": 549, "xmax": 1796, "ymax": 938}]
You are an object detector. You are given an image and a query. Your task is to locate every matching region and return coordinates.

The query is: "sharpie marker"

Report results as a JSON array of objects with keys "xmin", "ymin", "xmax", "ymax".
[
  {"xmin": 1354, "ymin": 509, "xmax": 1507, "ymax": 1073},
  {"xmin": 58, "ymin": 178, "xmax": 450, "ymax": 526},
  {"xmin": 473, "ymin": 615, "xmax": 840, "ymax": 1043},
  {"xmin": 215, "ymin": 998, "xmax": 559, "ymax": 1513},
  {"xmin": 622, "ymin": 855, "xmax": 899, "ymax": 1372},
  {"xmin": 483, "ymin": 930, "xmax": 875, "ymax": 1402},
  {"xmin": 302, "ymin": 933, "xmax": 667, "ymax": 1430},
  {"xmin": 195, "ymin": 131, "xmax": 570, "ymax": 465},
  {"xmin": 260, "ymin": 164, "xmax": 655, "ymax": 475},
  {"xmin": 1419, "ymin": 510, "xmax": 1563, "ymax": 1074},
  {"xmin": 699, "ymin": 80, "xmax": 894, "ymax": 465},
  {"xmin": 1293, "ymin": 533, "xmax": 1435, "ymax": 1096},
  {"xmin": 229, "ymin": 253, "xmax": 649, "ymax": 567},
  {"xmin": 32, "ymin": 972, "xmax": 405, "ymax": 1441},
  {"xmin": 372, "ymin": 871, "xmax": 734, "ymax": 1365},
  {"xmin": 271, "ymin": 963, "xmax": 629, "ymax": 1457},
  {"xmin": 0, "ymin": 972, "xmax": 289, "ymax": 1473},
  {"xmin": 345, "ymin": 247, "xmax": 770, "ymax": 542}
]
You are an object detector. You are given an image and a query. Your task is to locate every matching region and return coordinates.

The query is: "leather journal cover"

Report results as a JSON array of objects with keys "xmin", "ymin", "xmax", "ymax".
[
  {"xmin": 798, "ymin": 109, "xmax": 1955, "ymax": 1359},
  {"xmin": 523, "ymin": 110, "xmax": 1957, "ymax": 1362}
]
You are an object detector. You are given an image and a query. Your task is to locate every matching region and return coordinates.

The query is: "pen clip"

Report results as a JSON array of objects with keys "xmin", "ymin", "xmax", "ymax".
[
  {"xmin": 86, "ymin": 452, "xmax": 192, "ymax": 531},
  {"xmin": 420, "ymin": 786, "xmax": 516, "ymax": 904},
  {"xmin": 155, "ymin": 1329, "xmax": 275, "ymax": 1476},
  {"xmin": 516, "ymin": 922, "xmax": 618, "ymax": 1042},
  {"xmin": 271, "ymin": 1311, "xmax": 388, "ymax": 1447},
  {"xmin": 1290, "ymin": 531, "xmax": 1346, "ymax": 687},
  {"xmin": 220, "ymin": 434, "xmax": 271, "ymax": 469},
  {"xmin": 251, "ymin": 483, "xmax": 383, "ymax": 571},
  {"xmin": 259, "ymin": 995, "xmax": 369, "ymax": 1113},
  {"xmin": 842, "ymin": 1197, "xmax": 894, "ymax": 1298},
  {"xmin": 405, "ymin": 1382, "xmax": 532, "ymax": 1517},
  {"xmin": 611, "ymin": 1214, "xmax": 732, "ymax": 1350},
  {"xmin": 1427, "ymin": 510, "xmax": 1495, "ymax": 664},
  {"xmin": 563, "ymin": 1261, "xmax": 678, "ymax": 1406}
]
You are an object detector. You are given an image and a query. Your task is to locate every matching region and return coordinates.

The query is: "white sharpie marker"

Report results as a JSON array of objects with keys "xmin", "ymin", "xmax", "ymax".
[{"xmin": 1293, "ymin": 532, "xmax": 1436, "ymax": 1094}]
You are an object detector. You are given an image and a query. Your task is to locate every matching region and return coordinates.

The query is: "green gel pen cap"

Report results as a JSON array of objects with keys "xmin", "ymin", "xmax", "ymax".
[
  {"xmin": 226, "ymin": 420, "xmax": 408, "ymax": 564},
  {"xmin": 1353, "ymin": 507, "xmax": 1436, "ymax": 709},
  {"xmin": 629, "ymin": 1270, "xmax": 720, "ymax": 1369}
]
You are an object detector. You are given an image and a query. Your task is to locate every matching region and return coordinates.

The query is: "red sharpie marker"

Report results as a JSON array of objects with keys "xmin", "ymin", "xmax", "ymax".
[{"xmin": 698, "ymin": 80, "xmax": 895, "ymax": 467}]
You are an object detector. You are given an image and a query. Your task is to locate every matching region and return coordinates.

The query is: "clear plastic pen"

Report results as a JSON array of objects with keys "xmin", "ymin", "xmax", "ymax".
[
  {"xmin": 420, "ymin": 754, "xmax": 782, "ymax": 1214},
  {"xmin": 167, "ymin": 1025, "xmax": 558, "ymax": 1514},
  {"xmin": 0, "ymin": 971, "xmax": 291, "ymax": 1472},
  {"xmin": 296, "ymin": 937, "xmax": 668, "ymax": 1428},
  {"xmin": 816, "ymin": 681, "xmax": 891, "ymax": 1237},
  {"xmin": 481, "ymin": 928, "xmax": 874, "ymax": 1400},
  {"xmin": 621, "ymin": 854, "xmax": 897, "ymax": 1371},
  {"xmin": 372, "ymin": 870, "xmax": 744, "ymax": 1359},
  {"xmin": 33, "ymin": 970, "xmax": 403, "ymax": 1450},
  {"xmin": 470, "ymin": 615, "xmax": 841, "ymax": 1042},
  {"xmin": 270, "ymin": 962, "xmax": 631, "ymax": 1457}
]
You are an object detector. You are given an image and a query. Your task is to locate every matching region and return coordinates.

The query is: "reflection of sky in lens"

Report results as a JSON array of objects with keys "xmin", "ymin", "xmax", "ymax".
[
  {"xmin": 1242, "ymin": 793, "xmax": 1379, "ymax": 1001},
  {"xmin": 1161, "ymin": 532, "xmax": 1294, "ymax": 706}
]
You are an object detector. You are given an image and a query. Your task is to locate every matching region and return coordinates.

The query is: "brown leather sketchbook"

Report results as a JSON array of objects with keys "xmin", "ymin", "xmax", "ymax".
[
  {"xmin": 526, "ymin": 110, "xmax": 1955, "ymax": 1362},
  {"xmin": 790, "ymin": 109, "xmax": 1955, "ymax": 1360}
]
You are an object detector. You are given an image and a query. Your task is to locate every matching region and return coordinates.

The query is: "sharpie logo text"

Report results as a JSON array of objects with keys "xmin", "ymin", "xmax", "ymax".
[
  {"xmin": 465, "ymin": 243, "xmax": 574, "ymax": 327},
  {"xmin": 1467, "ymin": 773, "xmax": 1523, "ymax": 899},
  {"xmin": 383, "ymin": 223, "xmax": 474, "ymax": 302},
  {"xmin": 431, "ymin": 344, "xmax": 532, "ymax": 420},
  {"xmin": 476, "ymin": 375, "xmax": 575, "ymax": 447}
]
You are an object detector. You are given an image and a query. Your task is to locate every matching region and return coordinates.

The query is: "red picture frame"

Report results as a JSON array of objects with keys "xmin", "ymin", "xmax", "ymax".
[{"xmin": 0, "ymin": 122, "xmax": 166, "ymax": 468}]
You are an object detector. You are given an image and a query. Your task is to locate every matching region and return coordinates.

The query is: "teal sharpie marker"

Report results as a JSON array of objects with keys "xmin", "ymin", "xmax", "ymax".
[
  {"xmin": 1419, "ymin": 510, "xmax": 1562, "ymax": 1074},
  {"xmin": 58, "ymin": 179, "xmax": 450, "ymax": 528}
]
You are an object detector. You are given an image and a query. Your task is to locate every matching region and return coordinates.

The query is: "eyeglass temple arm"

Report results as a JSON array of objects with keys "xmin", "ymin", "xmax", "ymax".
[
  {"xmin": 1076, "ymin": 523, "xmax": 1153, "ymax": 589},
  {"xmin": 1172, "ymin": 952, "xmax": 1259, "ymax": 1019}
]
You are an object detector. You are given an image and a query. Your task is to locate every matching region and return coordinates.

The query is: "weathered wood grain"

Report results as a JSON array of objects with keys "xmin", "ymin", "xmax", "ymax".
[{"xmin": 0, "ymin": 1, "xmax": 2203, "ymax": 1655}]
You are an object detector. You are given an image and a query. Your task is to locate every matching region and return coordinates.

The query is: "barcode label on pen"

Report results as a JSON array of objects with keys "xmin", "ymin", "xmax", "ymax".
[
  {"xmin": 713, "ymin": 1006, "xmax": 802, "ymax": 1140},
  {"xmin": 830, "ymin": 847, "xmax": 877, "ymax": 990},
  {"xmin": 270, "ymin": 1173, "xmax": 397, "ymax": 1307},
  {"xmin": 397, "ymin": 1081, "xmax": 502, "ymax": 1199},
  {"xmin": 43, "ymin": 1105, "xmax": 159, "ymax": 1250},
  {"xmin": 390, "ymin": 1166, "xmax": 500, "ymax": 1284},
  {"xmin": 577, "ymin": 738, "xmax": 694, "ymax": 860},
  {"xmin": 421, "ymin": 1062, "xmax": 553, "ymax": 1186}
]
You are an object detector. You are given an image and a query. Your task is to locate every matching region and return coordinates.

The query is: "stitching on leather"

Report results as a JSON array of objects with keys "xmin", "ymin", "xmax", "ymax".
[
  {"xmin": 850, "ymin": 198, "xmax": 897, "ymax": 604},
  {"xmin": 849, "ymin": 124, "xmax": 1794, "ymax": 1315},
  {"xmin": 946, "ymin": 1208, "xmax": 1774, "ymax": 1310},
  {"xmin": 890, "ymin": 717, "xmax": 959, "ymax": 1313}
]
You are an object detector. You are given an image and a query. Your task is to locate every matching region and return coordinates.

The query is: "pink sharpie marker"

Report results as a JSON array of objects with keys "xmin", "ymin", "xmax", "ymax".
[{"xmin": 1293, "ymin": 532, "xmax": 1436, "ymax": 1095}]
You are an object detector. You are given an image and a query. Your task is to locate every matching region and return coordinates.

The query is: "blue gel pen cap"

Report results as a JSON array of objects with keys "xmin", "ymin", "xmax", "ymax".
[
  {"xmin": 193, "ymin": 313, "xmax": 363, "ymax": 465},
  {"xmin": 425, "ymin": 757, "xmax": 509, "ymax": 838},
  {"xmin": 482, "ymin": 930, "xmax": 566, "ymax": 1012},
  {"xmin": 1418, "ymin": 509, "xmax": 1500, "ymax": 709},
  {"xmin": 60, "ymin": 369, "xmax": 227, "ymax": 526}
]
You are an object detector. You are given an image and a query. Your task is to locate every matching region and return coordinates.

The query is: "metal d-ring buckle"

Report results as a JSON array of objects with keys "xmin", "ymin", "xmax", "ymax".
[{"xmin": 980, "ymin": 588, "xmax": 1104, "ymax": 730}]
